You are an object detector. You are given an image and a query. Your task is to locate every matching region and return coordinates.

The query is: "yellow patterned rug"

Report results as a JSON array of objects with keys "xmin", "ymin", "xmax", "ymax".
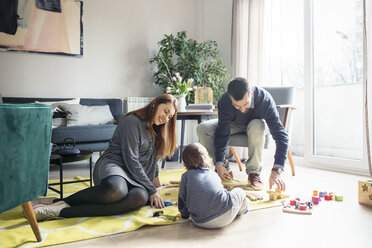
[{"xmin": 0, "ymin": 169, "xmax": 282, "ymax": 248}]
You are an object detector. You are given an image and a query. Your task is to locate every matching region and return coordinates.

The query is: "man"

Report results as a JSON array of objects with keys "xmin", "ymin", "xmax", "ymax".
[{"xmin": 196, "ymin": 77, "xmax": 288, "ymax": 191}]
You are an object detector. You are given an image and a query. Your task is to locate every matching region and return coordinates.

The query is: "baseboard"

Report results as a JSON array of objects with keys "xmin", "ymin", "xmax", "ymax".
[{"xmin": 293, "ymin": 157, "xmax": 370, "ymax": 176}]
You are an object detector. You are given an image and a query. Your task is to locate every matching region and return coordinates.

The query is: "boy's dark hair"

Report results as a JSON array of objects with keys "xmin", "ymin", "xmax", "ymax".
[{"xmin": 227, "ymin": 77, "xmax": 251, "ymax": 101}]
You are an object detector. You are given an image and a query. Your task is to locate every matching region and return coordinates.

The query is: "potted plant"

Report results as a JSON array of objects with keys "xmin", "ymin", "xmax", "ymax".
[
  {"xmin": 166, "ymin": 72, "xmax": 196, "ymax": 112},
  {"xmin": 150, "ymin": 31, "xmax": 229, "ymax": 104}
]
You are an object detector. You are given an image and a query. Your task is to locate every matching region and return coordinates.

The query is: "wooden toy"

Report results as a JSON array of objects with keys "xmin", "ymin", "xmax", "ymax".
[
  {"xmin": 312, "ymin": 196, "xmax": 321, "ymax": 204},
  {"xmin": 324, "ymin": 194, "xmax": 333, "ymax": 201},
  {"xmin": 319, "ymin": 191, "xmax": 327, "ymax": 197},
  {"xmin": 313, "ymin": 190, "xmax": 318, "ymax": 196},
  {"xmin": 223, "ymin": 182, "xmax": 257, "ymax": 191},
  {"xmin": 267, "ymin": 189, "xmax": 290, "ymax": 201},
  {"xmin": 358, "ymin": 180, "xmax": 372, "ymax": 207},
  {"xmin": 335, "ymin": 195, "xmax": 343, "ymax": 201},
  {"xmin": 152, "ymin": 210, "xmax": 177, "ymax": 221},
  {"xmin": 165, "ymin": 188, "xmax": 177, "ymax": 195},
  {"xmin": 290, "ymin": 200, "xmax": 296, "ymax": 206},
  {"xmin": 299, "ymin": 205, "xmax": 307, "ymax": 211},
  {"xmin": 282, "ymin": 201, "xmax": 312, "ymax": 215},
  {"xmin": 245, "ymin": 192, "xmax": 264, "ymax": 201},
  {"xmin": 283, "ymin": 207, "xmax": 312, "ymax": 215},
  {"xmin": 157, "ymin": 182, "xmax": 180, "ymax": 191}
]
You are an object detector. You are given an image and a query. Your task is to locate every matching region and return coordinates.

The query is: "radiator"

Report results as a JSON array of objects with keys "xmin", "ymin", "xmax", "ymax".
[
  {"xmin": 124, "ymin": 97, "xmax": 154, "ymax": 112},
  {"xmin": 123, "ymin": 96, "xmax": 199, "ymax": 147}
]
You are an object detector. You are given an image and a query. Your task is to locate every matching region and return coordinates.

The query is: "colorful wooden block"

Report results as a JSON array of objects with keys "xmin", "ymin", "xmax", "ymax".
[
  {"xmin": 335, "ymin": 195, "xmax": 343, "ymax": 201},
  {"xmin": 319, "ymin": 191, "xmax": 327, "ymax": 197},
  {"xmin": 299, "ymin": 205, "xmax": 307, "ymax": 211},
  {"xmin": 324, "ymin": 194, "xmax": 333, "ymax": 201},
  {"xmin": 358, "ymin": 180, "xmax": 372, "ymax": 207},
  {"xmin": 312, "ymin": 196, "xmax": 321, "ymax": 204},
  {"xmin": 306, "ymin": 201, "xmax": 314, "ymax": 209},
  {"xmin": 313, "ymin": 190, "xmax": 318, "ymax": 196}
]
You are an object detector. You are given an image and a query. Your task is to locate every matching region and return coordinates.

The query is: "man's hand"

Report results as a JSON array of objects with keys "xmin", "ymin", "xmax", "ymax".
[
  {"xmin": 216, "ymin": 163, "xmax": 232, "ymax": 181},
  {"xmin": 269, "ymin": 170, "xmax": 285, "ymax": 191},
  {"xmin": 150, "ymin": 192, "xmax": 165, "ymax": 208}
]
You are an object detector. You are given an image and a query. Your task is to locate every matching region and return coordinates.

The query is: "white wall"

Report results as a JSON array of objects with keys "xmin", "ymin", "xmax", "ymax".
[
  {"xmin": 203, "ymin": 0, "xmax": 233, "ymax": 81},
  {"xmin": 0, "ymin": 0, "xmax": 209, "ymax": 99}
]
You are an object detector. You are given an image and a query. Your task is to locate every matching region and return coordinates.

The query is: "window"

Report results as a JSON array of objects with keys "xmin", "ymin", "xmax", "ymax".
[
  {"xmin": 262, "ymin": 0, "xmax": 365, "ymax": 172},
  {"xmin": 313, "ymin": 0, "xmax": 363, "ymax": 160}
]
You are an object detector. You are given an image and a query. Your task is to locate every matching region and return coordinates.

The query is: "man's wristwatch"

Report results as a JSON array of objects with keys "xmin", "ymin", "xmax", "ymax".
[{"xmin": 272, "ymin": 167, "xmax": 284, "ymax": 175}]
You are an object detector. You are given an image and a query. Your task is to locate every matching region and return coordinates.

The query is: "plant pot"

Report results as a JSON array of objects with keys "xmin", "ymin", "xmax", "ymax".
[
  {"xmin": 195, "ymin": 86, "xmax": 213, "ymax": 104},
  {"xmin": 178, "ymin": 94, "xmax": 187, "ymax": 112}
]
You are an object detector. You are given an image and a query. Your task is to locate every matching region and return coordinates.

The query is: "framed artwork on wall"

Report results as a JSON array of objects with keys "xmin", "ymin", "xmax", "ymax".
[{"xmin": 0, "ymin": 0, "xmax": 83, "ymax": 57}]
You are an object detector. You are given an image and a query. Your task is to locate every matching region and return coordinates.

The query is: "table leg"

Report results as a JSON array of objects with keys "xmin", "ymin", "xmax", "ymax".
[
  {"xmin": 59, "ymin": 156, "xmax": 63, "ymax": 200},
  {"xmin": 179, "ymin": 119, "xmax": 186, "ymax": 163},
  {"xmin": 89, "ymin": 156, "xmax": 93, "ymax": 187}
]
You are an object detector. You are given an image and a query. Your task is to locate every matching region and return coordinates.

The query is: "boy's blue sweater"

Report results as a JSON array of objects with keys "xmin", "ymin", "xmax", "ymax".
[{"xmin": 178, "ymin": 166, "xmax": 233, "ymax": 223}]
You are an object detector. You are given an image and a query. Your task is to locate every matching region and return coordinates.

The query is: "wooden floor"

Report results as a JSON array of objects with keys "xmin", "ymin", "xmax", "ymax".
[{"xmin": 47, "ymin": 154, "xmax": 372, "ymax": 248}]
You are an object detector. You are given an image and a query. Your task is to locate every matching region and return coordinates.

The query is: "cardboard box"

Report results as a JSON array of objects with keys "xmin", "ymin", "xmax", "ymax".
[{"xmin": 358, "ymin": 180, "xmax": 372, "ymax": 206}]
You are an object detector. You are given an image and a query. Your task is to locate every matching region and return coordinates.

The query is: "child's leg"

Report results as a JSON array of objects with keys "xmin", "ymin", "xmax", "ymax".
[
  {"xmin": 231, "ymin": 187, "xmax": 249, "ymax": 215},
  {"xmin": 192, "ymin": 208, "xmax": 238, "ymax": 229}
]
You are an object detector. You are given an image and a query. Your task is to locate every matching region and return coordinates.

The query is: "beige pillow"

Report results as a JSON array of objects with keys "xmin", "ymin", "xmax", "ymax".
[{"xmin": 35, "ymin": 98, "xmax": 80, "ymax": 112}]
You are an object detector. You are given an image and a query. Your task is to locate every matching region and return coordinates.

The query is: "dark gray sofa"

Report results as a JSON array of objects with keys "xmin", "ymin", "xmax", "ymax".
[{"xmin": 2, "ymin": 97, "xmax": 123, "ymax": 152}]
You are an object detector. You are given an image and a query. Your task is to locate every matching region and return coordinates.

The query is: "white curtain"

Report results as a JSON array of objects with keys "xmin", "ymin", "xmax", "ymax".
[
  {"xmin": 230, "ymin": 0, "xmax": 265, "ymax": 160},
  {"xmin": 364, "ymin": 0, "xmax": 372, "ymax": 177},
  {"xmin": 231, "ymin": 0, "xmax": 265, "ymax": 85}
]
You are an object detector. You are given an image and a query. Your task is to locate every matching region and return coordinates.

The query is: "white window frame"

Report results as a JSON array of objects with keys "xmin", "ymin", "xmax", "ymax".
[{"xmin": 293, "ymin": 0, "xmax": 369, "ymax": 175}]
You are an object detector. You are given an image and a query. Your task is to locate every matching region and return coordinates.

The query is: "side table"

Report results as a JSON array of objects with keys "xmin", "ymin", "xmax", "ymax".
[
  {"xmin": 49, "ymin": 150, "xmax": 93, "ymax": 199},
  {"xmin": 161, "ymin": 111, "xmax": 217, "ymax": 168}
]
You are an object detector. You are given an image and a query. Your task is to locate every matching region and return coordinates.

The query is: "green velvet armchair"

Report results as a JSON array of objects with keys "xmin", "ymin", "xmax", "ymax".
[{"xmin": 0, "ymin": 103, "xmax": 52, "ymax": 242}]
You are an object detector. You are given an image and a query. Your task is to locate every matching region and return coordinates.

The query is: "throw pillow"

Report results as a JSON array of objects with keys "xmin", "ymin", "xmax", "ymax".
[
  {"xmin": 60, "ymin": 104, "xmax": 115, "ymax": 126},
  {"xmin": 52, "ymin": 117, "xmax": 67, "ymax": 128},
  {"xmin": 35, "ymin": 98, "xmax": 80, "ymax": 112}
]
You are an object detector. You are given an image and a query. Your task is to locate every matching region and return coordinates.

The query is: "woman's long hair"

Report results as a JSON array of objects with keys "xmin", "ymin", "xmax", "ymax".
[{"xmin": 125, "ymin": 94, "xmax": 178, "ymax": 159}]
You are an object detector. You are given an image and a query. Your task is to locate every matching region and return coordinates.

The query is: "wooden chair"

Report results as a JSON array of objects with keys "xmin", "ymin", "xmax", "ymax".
[{"xmin": 229, "ymin": 86, "xmax": 296, "ymax": 176}]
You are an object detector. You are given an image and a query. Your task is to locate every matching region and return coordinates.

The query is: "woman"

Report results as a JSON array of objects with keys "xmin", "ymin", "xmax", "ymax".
[{"xmin": 32, "ymin": 94, "xmax": 178, "ymax": 221}]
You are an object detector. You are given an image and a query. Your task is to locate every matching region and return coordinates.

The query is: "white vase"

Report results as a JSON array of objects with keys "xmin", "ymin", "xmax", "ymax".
[{"xmin": 178, "ymin": 94, "xmax": 187, "ymax": 112}]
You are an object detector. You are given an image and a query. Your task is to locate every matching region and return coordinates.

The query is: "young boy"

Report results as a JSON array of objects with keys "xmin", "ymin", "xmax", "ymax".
[{"xmin": 178, "ymin": 143, "xmax": 249, "ymax": 229}]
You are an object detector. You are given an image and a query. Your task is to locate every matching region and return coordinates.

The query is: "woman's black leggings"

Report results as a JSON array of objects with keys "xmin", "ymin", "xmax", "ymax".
[{"xmin": 59, "ymin": 175, "xmax": 149, "ymax": 218}]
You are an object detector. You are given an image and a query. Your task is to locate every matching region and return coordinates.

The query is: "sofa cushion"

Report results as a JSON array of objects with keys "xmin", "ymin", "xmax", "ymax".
[
  {"xmin": 52, "ymin": 124, "xmax": 117, "ymax": 144},
  {"xmin": 60, "ymin": 104, "xmax": 115, "ymax": 126}
]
